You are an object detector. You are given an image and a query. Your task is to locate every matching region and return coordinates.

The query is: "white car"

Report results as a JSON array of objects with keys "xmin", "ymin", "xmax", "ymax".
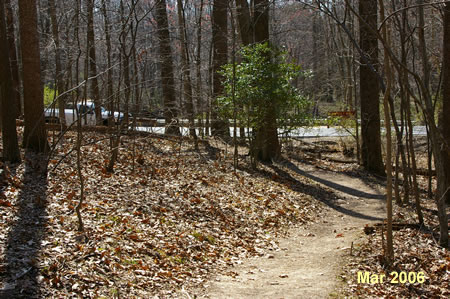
[{"xmin": 45, "ymin": 101, "xmax": 125, "ymax": 126}]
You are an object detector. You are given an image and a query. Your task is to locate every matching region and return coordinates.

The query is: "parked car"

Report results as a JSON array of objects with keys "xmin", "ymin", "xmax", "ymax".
[{"xmin": 45, "ymin": 101, "xmax": 126, "ymax": 126}]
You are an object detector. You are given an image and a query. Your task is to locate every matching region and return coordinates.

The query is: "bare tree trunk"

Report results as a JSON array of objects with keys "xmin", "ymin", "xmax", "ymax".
[
  {"xmin": 119, "ymin": 0, "xmax": 131, "ymax": 128},
  {"xmin": 106, "ymin": 55, "xmax": 124, "ymax": 173},
  {"xmin": 155, "ymin": 0, "xmax": 180, "ymax": 135},
  {"xmin": 5, "ymin": 0, "xmax": 21, "ymax": 118},
  {"xmin": 406, "ymin": 98, "xmax": 423, "ymax": 224},
  {"xmin": 18, "ymin": 0, "xmax": 49, "ymax": 152},
  {"xmin": 132, "ymin": 43, "xmax": 140, "ymax": 120},
  {"xmin": 86, "ymin": 0, "xmax": 102, "ymax": 125},
  {"xmin": 101, "ymin": 0, "xmax": 115, "ymax": 127},
  {"xmin": 177, "ymin": 0, "xmax": 198, "ymax": 143},
  {"xmin": 75, "ymin": 106, "xmax": 84, "ymax": 232},
  {"xmin": 437, "ymin": 2, "xmax": 450, "ymax": 247},
  {"xmin": 359, "ymin": 0, "xmax": 384, "ymax": 175},
  {"xmin": 235, "ymin": 0, "xmax": 253, "ymax": 45},
  {"xmin": 379, "ymin": 0, "xmax": 393, "ymax": 263},
  {"xmin": 398, "ymin": 3, "xmax": 411, "ymax": 204},
  {"xmin": 0, "ymin": 0, "xmax": 20, "ymax": 163},
  {"xmin": 48, "ymin": 0, "xmax": 66, "ymax": 126},
  {"xmin": 211, "ymin": 0, "xmax": 230, "ymax": 139},
  {"xmin": 195, "ymin": 0, "xmax": 204, "ymax": 137}
]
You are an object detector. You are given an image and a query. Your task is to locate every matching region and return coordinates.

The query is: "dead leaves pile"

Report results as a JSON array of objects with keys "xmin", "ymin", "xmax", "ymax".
[
  {"xmin": 1, "ymin": 133, "xmax": 320, "ymax": 298},
  {"xmin": 338, "ymin": 200, "xmax": 449, "ymax": 298}
]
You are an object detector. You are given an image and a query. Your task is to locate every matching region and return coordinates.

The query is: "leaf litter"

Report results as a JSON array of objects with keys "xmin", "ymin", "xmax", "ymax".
[
  {"xmin": 1, "ymin": 133, "xmax": 448, "ymax": 298},
  {"xmin": 0, "ymin": 132, "xmax": 321, "ymax": 298}
]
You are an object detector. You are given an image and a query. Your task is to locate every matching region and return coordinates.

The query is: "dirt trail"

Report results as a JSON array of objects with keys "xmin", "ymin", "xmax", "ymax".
[{"xmin": 196, "ymin": 162, "xmax": 386, "ymax": 299}]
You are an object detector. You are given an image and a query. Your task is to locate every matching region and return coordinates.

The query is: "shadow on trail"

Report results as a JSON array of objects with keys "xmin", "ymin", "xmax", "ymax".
[
  {"xmin": 256, "ymin": 159, "xmax": 384, "ymax": 221},
  {"xmin": 0, "ymin": 152, "xmax": 48, "ymax": 298},
  {"xmin": 282, "ymin": 160, "xmax": 386, "ymax": 201},
  {"xmin": 287, "ymin": 152, "xmax": 386, "ymax": 198}
]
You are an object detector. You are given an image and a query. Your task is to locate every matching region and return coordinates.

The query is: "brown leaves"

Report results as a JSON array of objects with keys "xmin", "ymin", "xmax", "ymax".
[
  {"xmin": 339, "ymin": 202, "xmax": 450, "ymax": 298},
  {"xmin": 1, "ymin": 132, "xmax": 322, "ymax": 298},
  {"xmin": 0, "ymin": 199, "xmax": 12, "ymax": 207}
]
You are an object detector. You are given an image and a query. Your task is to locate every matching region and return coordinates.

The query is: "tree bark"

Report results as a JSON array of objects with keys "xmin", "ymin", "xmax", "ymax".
[
  {"xmin": 48, "ymin": 0, "xmax": 66, "ymax": 126},
  {"xmin": 211, "ymin": 0, "xmax": 230, "ymax": 138},
  {"xmin": 196, "ymin": 0, "xmax": 204, "ymax": 136},
  {"xmin": 437, "ymin": 2, "xmax": 450, "ymax": 247},
  {"xmin": 359, "ymin": 0, "xmax": 384, "ymax": 175},
  {"xmin": 155, "ymin": 0, "xmax": 180, "ymax": 135},
  {"xmin": 18, "ymin": 0, "xmax": 49, "ymax": 152},
  {"xmin": 252, "ymin": 0, "xmax": 280, "ymax": 162},
  {"xmin": 177, "ymin": 0, "xmax": 198, "ymax": 142},
  {"xmin": 379, "ymin": 0, "xmax": 393, "ymax": 264},
  {"xmin": 0, "ymin": 0, "xmax": 21, "ymax": 162},
  {"xmin": 86, "ymin": 0, "xmax": 102, "ymax": 125},
  {"xmin": 5, "ymin": 0, "xmax": 21, "ymax": 118},
  {"xmin": 235, "ymin": 0, "xmax": 252, "ymax": 45},
  {"xmin": 101, "ymin": 0, "xmax": 115, "ymax": 127}
]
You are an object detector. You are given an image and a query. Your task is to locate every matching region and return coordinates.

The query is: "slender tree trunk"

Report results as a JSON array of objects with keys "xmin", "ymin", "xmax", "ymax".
[
  {"xmin": 101, "ymin": 0, "xmax": 114, "ymax": 127},
  {"xmin": 379, "ymin": 0, "xmax": 393, "ymax": 263},
  {"xmin": 0, "ymin": 0, "xmax": 20, "ymax": 163},
  {"xmin": 119, "ymin": 0, "xmax": 133, "ymax": 128},
  {"xmin": 48, "ymin": 0, "xmax": 66, "ymax": 126},
  {"xmin": 18, "ymin": 0, "xmax": 49, "ymax": 152},
  {"xmin": 211, "ymin": 0, "xmax": 230, "ymax": 138},
  {"xmin": 437, "ymin": 2, "xmax": 450, "ymax": 247},
  {"xmin": 5, "ymin": 0, "xmax": 21, "ymax": 118},
  {"xmin": 132, "ymin": 43, "xmax": 140, "ymax": 120},
  {"xmin": 177, "ymin": 0, "xmax": 198, "ymax": 143},
  {"xmin": 359, "ymin": 0, "xmax": 384, "ymax": 175},
  {"xmin": 406, "ymin": 99, "xmax": 423, "ymax": 224},
  {"xmin": 86, "ymin": 0, "xmax": 102, "ymax": 125},
  {"xmin": 155, "ymin": 0, "xmax": 180, "ymax": 135},
  {"xmin": 398, "ymin": 4, "xmax": 410, "ymax": 204},
  {"xmin": 195, "ymin": 0, "xmax": 206, "ymax": 137},
  {"xmin": 196, "ymin": 0, "xmax": 204, "ymax": 137}
]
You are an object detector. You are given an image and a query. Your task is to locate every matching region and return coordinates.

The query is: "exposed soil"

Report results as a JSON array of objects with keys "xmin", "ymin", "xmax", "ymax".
[{"xmin": 193, "ymin": 160, "xmax": 386, "ymax": 298}]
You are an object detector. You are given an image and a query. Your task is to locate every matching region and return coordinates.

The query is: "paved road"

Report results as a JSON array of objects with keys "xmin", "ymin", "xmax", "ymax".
[{"xmin": 135, "ymin": 125, "xmax": 427, "ymax": 138}]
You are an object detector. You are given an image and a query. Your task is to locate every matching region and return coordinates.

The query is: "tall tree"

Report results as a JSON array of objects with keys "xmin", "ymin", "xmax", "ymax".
[
  {"xmin": 18, "ymin": 0, "xmax": 48, "ymax": 152},
  {"xmin": 251, "ymin": 0, "xmax": 280, "ymax": 162},
  {"xmin": 5, "ymin": 0, "xmax": 21, "ymax": 118},
  {"xmin": 195, "ymin": 0, "xmax": 204, "ymax": 136},
  {"xmin": 359, "ymin": 0, "xmax": 384, "ymax": 175},
  {"xmin": 235, "ymin": 0, "xmax": 252, "ymax": 45},
  {"xmin": 177, "ymin": 0, "xmax": 197, "ymax": 140},
  {"xmin": 379, "ymin": 0, "xmax": 393, "ymax": 263},
  {"xmin": 119, "ymin": 0, "xmax": 132, "ymax": 127},
  {"xmin": 437, "ymin": 2, "xmax": 450, "ymax": 247},
  {"xmin": 155, "ymin": 0, "xmax": 180, "ymax": 135},
  {"xmin": 86, "ymin": 0, "xmax": 102, "ymax": 125},
  {"xmin": 48, "ymin": 0, "xmax": 66, "ymax": 125},
  {"xmin": 211, "ymin": 0, "xmax": 230, "ymax": 138},
  {"xmin": 101, "ymin": 0, "xmax": 114, "ymax": 126},
  {"xmin": 1, "ymin": 0, "xmax": 20, "ymax": 162}
]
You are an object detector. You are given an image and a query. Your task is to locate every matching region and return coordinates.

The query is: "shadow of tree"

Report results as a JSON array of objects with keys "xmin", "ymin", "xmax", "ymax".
[
  {"xmin": 269, "ymin": 162, "xmax": 384, "ymax": 221},
  {"xmin": 0, "ymin": 152, "xmax": 48, "ymax": 298},
  {"xmin": 281, "ymin": 160, "xmax": 386, "ymax": 201},
  {"xmin": 238, "ymin": 157, "xmax": 384, "ymax": 221}
]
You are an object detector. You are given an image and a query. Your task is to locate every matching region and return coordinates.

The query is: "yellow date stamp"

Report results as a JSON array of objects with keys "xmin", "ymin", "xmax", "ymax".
[{"xmin": 357, "ymin": 271, "xmax": 425, "ymax": 284}]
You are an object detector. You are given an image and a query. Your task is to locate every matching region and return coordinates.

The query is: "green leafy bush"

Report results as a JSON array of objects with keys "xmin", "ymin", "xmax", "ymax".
[{"xmin": 219, "ymin": 42, "xmax": 309, "ymax": 136}]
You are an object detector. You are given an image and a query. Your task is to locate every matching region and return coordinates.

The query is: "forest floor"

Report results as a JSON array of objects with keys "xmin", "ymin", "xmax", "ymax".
[
  {"xmin": 193, "ymin": 156, "xmax": 386, "ymax": 298},
  {"xmin": 0, "ymin": 131, "xmax": 449, "ymax": 298}
]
